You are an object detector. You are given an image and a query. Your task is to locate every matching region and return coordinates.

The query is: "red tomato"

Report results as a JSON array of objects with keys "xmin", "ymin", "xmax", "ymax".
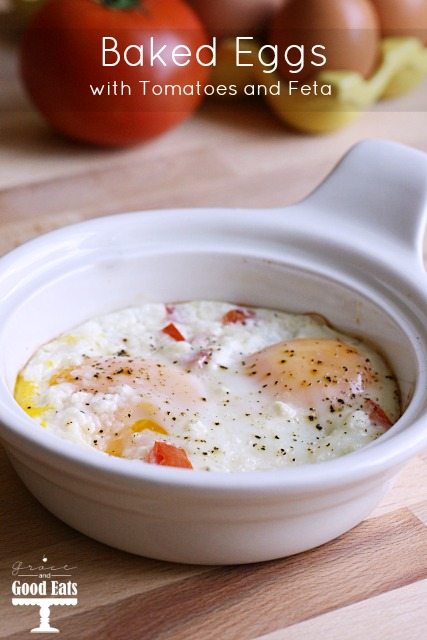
[
  {"xmin": 147, "ymin": 441, "xmax": 193, "ymax": 468},
  {"xmin": 222, "ymin": 309, "xmax": 255, "ymax": 325},
  {"xmin": 162, "ymin": 322, "xmax": 186, "ymax": 341},
  {"xmin": 21, "ymin": 0, "xmax": 209, "ymax": 146},
  {"xmin": 365, "ymin": 400, "xmax": 393, "ymax": 429}
]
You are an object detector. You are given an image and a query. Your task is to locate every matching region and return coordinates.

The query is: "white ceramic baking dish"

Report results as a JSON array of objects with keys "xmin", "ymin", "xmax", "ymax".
[{"xmin": 0, "ymin": 139, "xmax": 426, "ymax": 565}]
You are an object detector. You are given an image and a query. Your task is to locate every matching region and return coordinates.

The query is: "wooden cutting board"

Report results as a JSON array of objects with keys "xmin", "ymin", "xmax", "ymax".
[{"xmin": 1, "ymin": 37, "xmax": 427, "ymax": 640}]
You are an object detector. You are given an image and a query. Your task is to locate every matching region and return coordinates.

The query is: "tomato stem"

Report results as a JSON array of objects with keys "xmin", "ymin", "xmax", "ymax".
[{"xmin": 100, "ymin": 0, "xmax": 140, "ymax": 10}]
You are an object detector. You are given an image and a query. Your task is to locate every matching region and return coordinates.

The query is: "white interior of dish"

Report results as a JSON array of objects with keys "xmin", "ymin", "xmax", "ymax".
[{"xmin": 0, "ymin": 249, "xmax": 419, "ymax": 419}]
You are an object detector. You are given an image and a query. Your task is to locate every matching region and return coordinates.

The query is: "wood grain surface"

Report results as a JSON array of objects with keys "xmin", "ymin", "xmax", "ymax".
[{"xmin": 1, "ymin": 28, "xmax": 427, "ymax": 640}]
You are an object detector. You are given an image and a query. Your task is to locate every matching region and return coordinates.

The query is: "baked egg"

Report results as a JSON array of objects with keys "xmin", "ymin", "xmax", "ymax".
[{"xmin": 15, "ymin": 301, "xmax": 400, "ymax": 471}]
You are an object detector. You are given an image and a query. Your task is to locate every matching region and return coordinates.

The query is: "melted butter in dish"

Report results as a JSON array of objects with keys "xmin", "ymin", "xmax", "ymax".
[{"xmin": 15, "ymin": 301, "xmax": 401, "ymax": 471}]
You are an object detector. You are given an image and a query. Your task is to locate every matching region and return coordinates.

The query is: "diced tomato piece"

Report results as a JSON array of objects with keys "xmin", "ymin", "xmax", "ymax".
[
  {"xmin": 162, "ymin": 322, "xmax": 186, "ymax": 342},
  {"xmin": 222, "ymin": 309, "xmax": 255, "ymax": 325},
  {"xmin": 365, "ymin": 400, "xmax": 393, "ymax": 429},
  {"xmin": 147, "ymin": 441, "xmax": 193, "ymax": 469}
]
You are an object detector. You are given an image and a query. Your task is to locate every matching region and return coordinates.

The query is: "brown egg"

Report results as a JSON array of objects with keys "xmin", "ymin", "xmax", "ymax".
[
  {"xmin": 370, "ymin": 0, "xmax": 427, "ymax": 44},
  {"xmin": 269, "ymin": 0, "xmax": 380, "ymax": 81},
  {"xmin": 189, "ymin": 0, "xmax": 283, "ymax": 39}
]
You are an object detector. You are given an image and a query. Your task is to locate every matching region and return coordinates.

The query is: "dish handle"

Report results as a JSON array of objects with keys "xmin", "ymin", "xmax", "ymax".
[{"xmin": 303, "ymin": 139, "xmax": 427, "ymax": 269}]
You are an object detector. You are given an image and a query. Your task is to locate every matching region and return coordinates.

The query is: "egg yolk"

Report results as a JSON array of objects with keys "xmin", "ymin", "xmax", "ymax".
[
  {"xmin": 50, "ymin": 356, "xmax": 206, "ymax": 456},
  {"xmin": 245, "ymin": 338, "xmax": 375, "ymax": 414},
  {"xmin": 51, "ymin": 355, "xmax": 204, "ymax": 401}
]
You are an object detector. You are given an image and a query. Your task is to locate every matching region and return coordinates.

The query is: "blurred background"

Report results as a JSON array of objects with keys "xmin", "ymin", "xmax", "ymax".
[{"xmin": 0, "ymin": 0, "xmax": 426, "ymax": 257}]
